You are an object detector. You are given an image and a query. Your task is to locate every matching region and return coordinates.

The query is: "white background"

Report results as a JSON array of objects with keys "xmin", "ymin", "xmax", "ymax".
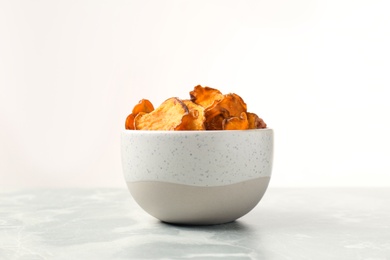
[{"xmin": 1, "ymin": 0, "xmax": 389, "ymax": 188}]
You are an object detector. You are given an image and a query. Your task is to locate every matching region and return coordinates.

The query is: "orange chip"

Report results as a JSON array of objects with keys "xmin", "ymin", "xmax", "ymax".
[
  {"xmin": 247, "ymin": 112, "xmax": 267, "ymax": 129},
  {"xmin": 204, "ymin": 110, "xmax": 229, "ymax": 130},
  {"xmin": 174, "ymin": 100, "xmax": 205, "ymax": 130},
  {"xmin": 190, "ymin": 85, "xmax": 224, "ymax": 108},
  {"xmin": 132, "ymin": 99, "xmax": 154, "ymax": 115},
  {"xmin": 135, "ymin": 97, "xmax": 188, "ymax": 130},
  {"xmin": 223, "ymin": 112, "xmax": 249, "ymax": 130},
  {"xmin": 218, "ymin": 93, "xmax": 247, "ymax": 117},
  {"xmin": 125, "ymin": 99, "xmax": 154, "ymax": 130},
  {"xmin": 125, "ymin": 114, "xmax": 136, "ymax": 130},
  {"xmin": 125, "ymin": 85, "xmax": 267, "ymax": 131},
  {"xmin": 204, "ymin": 93, "xmax": 247, "ymax": 130},
  {"xmin": 175, "ymin": 109, "xmax": 203, "ymax": 130}
]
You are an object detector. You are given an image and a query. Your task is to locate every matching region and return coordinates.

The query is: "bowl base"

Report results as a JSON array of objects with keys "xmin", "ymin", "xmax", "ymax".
[{"xmin": 127, "ymin": 176, "xmax": 270, "ymax": 225}]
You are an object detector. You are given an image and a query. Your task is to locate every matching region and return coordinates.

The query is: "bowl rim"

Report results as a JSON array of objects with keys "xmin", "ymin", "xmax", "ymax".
[{"xmin": 122, "ymin": 128, "xmax": 273, "ymax": 135}]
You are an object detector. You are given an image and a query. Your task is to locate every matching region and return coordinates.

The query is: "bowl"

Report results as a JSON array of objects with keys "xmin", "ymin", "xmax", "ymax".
[{"xmin": 121, "ymin": 129, "xmax": 274, "ymax": 225}]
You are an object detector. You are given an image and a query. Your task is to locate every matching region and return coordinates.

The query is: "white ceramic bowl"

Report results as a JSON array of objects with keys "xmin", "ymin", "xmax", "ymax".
[{"xmin": 121, "ymin": 129, "xmax": 273, "ymax": 225}]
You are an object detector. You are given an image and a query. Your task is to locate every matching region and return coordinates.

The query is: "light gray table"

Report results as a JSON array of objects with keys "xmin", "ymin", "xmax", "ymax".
[{"xmin": 1, "ymin": 188, "xmax": 389, "ymax": 259}]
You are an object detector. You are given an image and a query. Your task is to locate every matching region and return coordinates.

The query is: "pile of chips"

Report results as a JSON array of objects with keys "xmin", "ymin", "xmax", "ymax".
[{"xmin": 125, "ymin": 85, "xmax": 267, "ymax": 131}]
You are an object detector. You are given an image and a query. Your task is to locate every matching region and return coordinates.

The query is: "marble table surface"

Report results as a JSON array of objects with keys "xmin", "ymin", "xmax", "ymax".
[{"xmin": 1, "ymin": 188, "xmax": 389, "ymax": 260}]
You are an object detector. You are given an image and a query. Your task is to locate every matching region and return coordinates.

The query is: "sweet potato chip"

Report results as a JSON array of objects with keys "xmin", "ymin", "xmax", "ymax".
[
  {"xmin": 135, "ymin": 97, "xmax": 188, "ymax": 130},
  {"xmin": 132, "ymin": 99, "xmax": 154, "ymax": 115},
  {"xmin": 175, "ymin": 100, "xmax": 205, "ymax": 130},
  {"xmin": 204, "ymin": 93, "xmax": 247, "ymax": 130},
  {"xmin": 204, "ymin": 110, "xmax": 229, "ymax": 130},
  {"xmin": 125, "ymin": 114, "xmax": 136, "ymax": 130},
  {"xmin": 247, "ymin": 112, "xmax": 267, "ymax": 129},
  {"xmin": 219, "ymin": 93, "xmax": 247, "ymax": 116},
  {"xmin": 175, "ymin": 109, "xmax": 203, "ymax": 130},
  {"xmin": 190, "ymin": 85, "xmax": 224, "ymax": 108},
  {"xmin": 223, "ymin": 112, "xmax": 249, "ymax": 130},
  {"xmin": 125, "ymin": 85, "xmax": 267, "ymax": 131},
  {"xmin": 125, "ymin": 99, "xmax": 154, "ymax": 130},
  {"xmin": 183, "ymin": 100, "xmax": 205, "ymax": 116}
]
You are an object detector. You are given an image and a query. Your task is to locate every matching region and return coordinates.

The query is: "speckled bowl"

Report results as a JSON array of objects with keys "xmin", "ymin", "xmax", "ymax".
[{"xmin": 121, "ymin": 129, "xmax": 273, "ymax": 225}]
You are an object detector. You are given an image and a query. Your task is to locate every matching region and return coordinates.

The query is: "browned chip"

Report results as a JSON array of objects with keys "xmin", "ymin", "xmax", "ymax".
[
  {"xmin": 183, "ymin": 100, "xmax": 205, "ymax": 116},
  {"xmin": 204, "ymin": 93, "xmax": 247, "ymax": 130},
  {"xmin": 217, "ymin": 93, "xmax": 247, "ymax": 116},
  {"xmin": 190, "ymin": 85, "xmax": 224, "ymax": 108},
  {"xmin": 125, "ymin": 99, "xmax": 154, "ymax": 130},
  {"xmin": 135, "ymin": 97, "xmax": 188, "ymax": 130},
  {"xmin": 223, "ymin": 112, "xmax": 249, "ymax": 130},
  {"xmin": 132, "ymin": 99, "xmax": 154, "ymax": 115},
  {"xmin": 174, "ymin": 100, "xmax": 205, "ymax": 130},
  {"xmin": 175, "ymin": 110, "xmax": 202, "ymax": 130},
  {"xmin": 204, "ymin": 111, "xmax": 228, "ymax": 130},
  {"xmin": 125, "ymin": 114, "xmax": 136, "ymax": 130},
  {"xmin": 125, "ymin": 85, "xmax": 267, "ymax": 131},
  {"xmin": 247, "ymin": 112, "xmax": 267, "ymax": 129}
]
